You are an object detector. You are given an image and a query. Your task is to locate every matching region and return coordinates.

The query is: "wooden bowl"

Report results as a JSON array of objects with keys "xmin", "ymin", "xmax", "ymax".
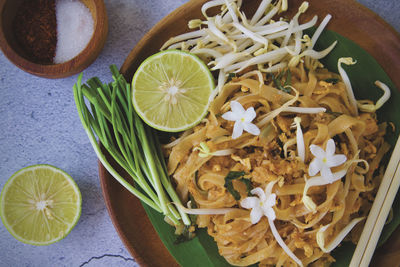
[
  {"xmin": 99, "ymin": 0, "xmax": 400, "ymax": 266},
  {"xmin": 0, "ymin": 0, "xmax": 108, "ymax": 78}
]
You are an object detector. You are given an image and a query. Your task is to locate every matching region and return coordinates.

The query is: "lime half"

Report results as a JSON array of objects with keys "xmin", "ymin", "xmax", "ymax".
[
  {"xmin": 0, "ymin": 164, "xmax": 81, "ymax": 246},
  {"xmin": 132, "ymin": 50, "xmax": 215, "ymax": 132}
]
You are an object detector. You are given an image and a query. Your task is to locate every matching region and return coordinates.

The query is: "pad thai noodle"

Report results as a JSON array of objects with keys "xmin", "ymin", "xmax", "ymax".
[{"xmin": 161, "ymin": 0, "xmax": 392, "ymax": 266}]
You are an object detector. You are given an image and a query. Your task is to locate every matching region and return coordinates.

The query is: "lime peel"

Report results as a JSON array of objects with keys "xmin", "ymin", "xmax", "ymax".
[
  {"xmin": 0, "ymin": 164, "xmax": 82, "ymax": 246},
  {"xmin": 132, "ymin": 49, "xmax": 215, "ymax": 132}
]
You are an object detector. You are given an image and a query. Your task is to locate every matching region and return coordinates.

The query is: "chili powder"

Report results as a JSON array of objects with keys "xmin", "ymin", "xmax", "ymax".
[{"xmin": 13, "ymin": 0, "xmax": 57, "ymax": 64}]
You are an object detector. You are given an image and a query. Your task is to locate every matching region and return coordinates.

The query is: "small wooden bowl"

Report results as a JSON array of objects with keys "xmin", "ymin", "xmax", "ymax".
[{"xmin": 0, "ymin": 0, "xmax": 108, "ymax": 78}]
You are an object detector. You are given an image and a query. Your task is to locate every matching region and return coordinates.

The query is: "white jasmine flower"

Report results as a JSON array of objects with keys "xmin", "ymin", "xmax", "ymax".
[
  {"xmin": 241, "ymin": 187, "xmax": 276, "ymax": 224},
  {"xmin": 304, "ymin": 139, "xmax": 348, "ymax": 211},
  {"xmin": 241, "ymin": 182, "xmax": 304, "ymax": 267},
  {"xmin": 222, "ymin": 101, "xmax": 260, "ymax": 139},
  {"xmin": 308, "ymin": 139, "xmax": 347, "ymax": 180}
]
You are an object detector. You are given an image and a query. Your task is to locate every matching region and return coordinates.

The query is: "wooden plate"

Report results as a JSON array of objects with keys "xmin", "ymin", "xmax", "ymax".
[{"xmin": 99, "ymin": 0, "xmax": 400, "ymax": 266}]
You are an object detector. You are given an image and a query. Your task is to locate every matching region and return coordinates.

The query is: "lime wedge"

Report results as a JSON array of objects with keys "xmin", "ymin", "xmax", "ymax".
[
  {"xmin": 0, "ymin": 164, "xmax": 81, "ymax": 246},
  {"xmin": 132, "ymin": 50, "xmax": 215, "ymax": 132}
]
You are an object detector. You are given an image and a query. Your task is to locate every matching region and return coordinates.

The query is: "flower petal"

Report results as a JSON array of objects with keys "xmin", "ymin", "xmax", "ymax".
[
  {"xmin": 230, "ymin": 100, "xmax": 245, "ymax": 114},
  {"xmin": 232, "ymin": 122, "xmax": 244, "ymax": 139},
  {"xmin": 331, "ymin": 168, "xmax": 348, "ymax": 182},
  {"xmin": 327, "ymin": 154, "xmax": 347, "ymax": 167},
  {"xmin": 266, "ymin": 193, "xmax": 276, "ymax": 207},
  {"xmin": 243, "ymin": 107, "xmax": 257, "ymax": 122},
  {"xmin": 264, "ymin": 207, "xmax": 276, "ymax": 221},
  {"xmin": 240, "ymin": 197, "xmax": 259, "ymax": 209},
  {"xmin": 308, "ymin": 158, "xmax": 322, "ymax": 176},
  {"xmin": 326, "ymin": 139, "xmax": 336, "ymax": 156},
  {"xmin": 250, "ymin": 187, "xmax": 266, "ymax": 201},
  {"xmin": 321, "ymin": 165, "xmax": 334, "ymax": 180},
  {"xmin": 310, "ymin": 144, "xmax": 326, "ymax": 158},
  {"xmin": 250, "ymin": 207, "xmax": 263, "ymax": 224},
  {"xmin": 222, "ymin": 111, "xmax": 239, "ymax": 121},
  {"xmin": 243, "ymin": 122, "xmax": 260, "ymax": 136}
]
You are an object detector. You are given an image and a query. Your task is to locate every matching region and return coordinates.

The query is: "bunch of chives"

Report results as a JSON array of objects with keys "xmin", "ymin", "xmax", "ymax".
[{"xmin": 73, "ymin": 65, "xmax": 190, "ymax": 226}]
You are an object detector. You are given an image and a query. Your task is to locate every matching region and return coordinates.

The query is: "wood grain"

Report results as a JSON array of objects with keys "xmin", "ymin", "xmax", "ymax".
[
  {"xmin": 0, "ymin": 0, "xmax": 108, "ymax": 78},
  {"xmin": 99, "ymin": 0, "xmax": 400, "ymax": 266}
]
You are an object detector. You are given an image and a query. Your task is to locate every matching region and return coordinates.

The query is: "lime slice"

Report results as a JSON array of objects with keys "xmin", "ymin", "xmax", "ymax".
[
  {"xmin": 132, "ymin": 49, "xmax": 215, "ymax": 132},
  {"xmin": 0, "ymin": 164, "xmax": 82, "ymax": 246}
]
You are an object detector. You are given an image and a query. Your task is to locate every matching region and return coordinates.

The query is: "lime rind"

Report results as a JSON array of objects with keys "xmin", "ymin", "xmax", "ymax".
[
  {"xmin": 0, "ymin": 164, "xmax": 82, "ymax": 246},
  {"xmin": 132, "ymin": 49, "xmax": 215, "ymax": 132}
]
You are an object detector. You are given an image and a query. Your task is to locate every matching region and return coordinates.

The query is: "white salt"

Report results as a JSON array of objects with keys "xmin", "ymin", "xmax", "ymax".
[{"xmin": 54, "ymin": 0, "xmax": 94, "ymax": 64}]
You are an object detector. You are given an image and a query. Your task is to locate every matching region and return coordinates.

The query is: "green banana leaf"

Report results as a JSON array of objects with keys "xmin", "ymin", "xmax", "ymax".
[{"xmin": 141, "ymin": 29, "xmax": 400, "ymax": 267}]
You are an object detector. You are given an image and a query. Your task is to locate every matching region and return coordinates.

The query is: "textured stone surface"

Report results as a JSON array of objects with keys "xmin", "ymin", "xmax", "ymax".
[
  {"xmin": 358, "ymin": 0, "xmax": 400, "ymax": 33},
  {"xmin": 0, "ymin": 1, "xmax": 398, "ymax": 266}
]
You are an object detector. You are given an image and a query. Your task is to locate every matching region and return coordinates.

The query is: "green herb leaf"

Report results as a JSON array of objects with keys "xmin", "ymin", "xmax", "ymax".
[
  {"xmin": 324, "ymin": 78, "xmax": 339, "ymax": 84},
  {"xmin": 227, "ymin": 73, "xmax": 237, "ymax": 82},
  {"xmin": 325, "ymin": 110, "xmax": 344, "ymax": 117},
  {"xmin": 239, "ymin": 178, "xmax": 253, "ymax": 196},
  {"xmin": 224, "ymin": 171, "xmax": 246, "ymax": 200},
  {"xmin": 284, "ymin": 69, "xmax": 291, "ymax": 87},
  {"xmin": 224, "ymin": 182, "xmax": 241, "ymax": 200},
  {"xmin": 225, "ymin": 171, "xmax": 246, "ymax": 180},
  {"xmin": 272, "ymin": 69, "xmax": 292, "ymax": 93}
]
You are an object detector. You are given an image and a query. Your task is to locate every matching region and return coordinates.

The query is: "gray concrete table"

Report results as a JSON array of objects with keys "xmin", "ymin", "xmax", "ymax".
[{"xmin": 0, "ymin": 0, "xmax": 398, "ymax": 266}]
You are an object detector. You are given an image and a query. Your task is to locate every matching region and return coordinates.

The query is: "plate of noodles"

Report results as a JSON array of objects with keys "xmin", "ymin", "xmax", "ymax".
[{"xmin": 98, "ymin": 0, "xmax": 400, "ymax": 266}]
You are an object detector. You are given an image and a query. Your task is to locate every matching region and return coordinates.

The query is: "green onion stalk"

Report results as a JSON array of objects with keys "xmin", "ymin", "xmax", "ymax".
[{"xmin": 73, "ymin": 65, "xmax": 191, "ymax": 226}]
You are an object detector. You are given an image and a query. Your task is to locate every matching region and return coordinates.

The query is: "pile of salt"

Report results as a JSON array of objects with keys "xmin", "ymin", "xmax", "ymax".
[{"xmin": 54, "ymin": 0, "xmax": 94, "ymax": 64}]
